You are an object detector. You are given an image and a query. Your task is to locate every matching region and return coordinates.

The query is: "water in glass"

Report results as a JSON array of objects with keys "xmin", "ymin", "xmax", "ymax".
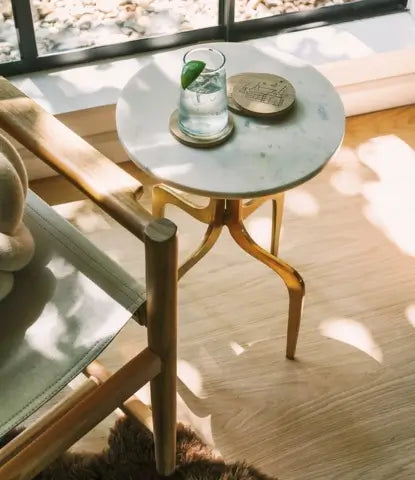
[{"xmin": 178, "ymin": 48, "xmax": 228, "ymax": 138}]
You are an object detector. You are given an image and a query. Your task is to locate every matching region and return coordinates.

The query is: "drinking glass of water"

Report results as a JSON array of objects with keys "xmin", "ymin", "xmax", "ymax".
[{"xmin": 178, "ymin": 47, "xmax": 228, "ymax": 139}]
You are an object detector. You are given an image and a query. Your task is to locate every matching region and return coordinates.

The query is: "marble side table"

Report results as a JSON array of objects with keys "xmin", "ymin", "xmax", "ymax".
[{"xmin": 116, "ymin": 42, "xmax": 345, "ymax": 359}]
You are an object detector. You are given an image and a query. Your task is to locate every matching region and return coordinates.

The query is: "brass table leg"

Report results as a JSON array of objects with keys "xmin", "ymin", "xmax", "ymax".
[
  {"xmin": 152, "ymin": 185, "xmax": 304, "ymax": 358},
  {"xmin": 271, "ymin": 194, "xmax": 284, "ymax": 257},
  {"xmin": 241, "ymin": 193, "xmax": 284, "ymax": 256},
  {"xmin": 152, "ymin": 185, "xmax": 225, "ymax": 279},
  {"xmin": 226, "ymin": 199, "xmax": 304, "ymax": 360},
  {"xmin": 178, "ymin": 204, "xmax": 224, "ymax": 279}
]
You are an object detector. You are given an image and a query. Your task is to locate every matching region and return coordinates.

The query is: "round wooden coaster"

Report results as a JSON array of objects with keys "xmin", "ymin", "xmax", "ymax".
[
  {"xmin": 227, "ymin": 73, "xmax": 247, "ymax": 114},
  {"xmin": 229, "ymin": 73, "xmax": 295, "ymax": 117},
  {"xmin": 169, "ymin": 110, "xmax": 234, "ymax": 148}
]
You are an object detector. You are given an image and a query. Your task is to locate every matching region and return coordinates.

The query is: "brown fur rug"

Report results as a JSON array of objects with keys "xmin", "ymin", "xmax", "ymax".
[{"xmin": 5, "ymin": 418, "xmax": 276, "ymax": 480}]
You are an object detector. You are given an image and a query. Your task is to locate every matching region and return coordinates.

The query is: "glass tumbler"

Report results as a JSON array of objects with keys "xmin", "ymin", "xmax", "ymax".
[{"xmin": 178, "ymin": 47, "xmax": 228, "ymax": 139}]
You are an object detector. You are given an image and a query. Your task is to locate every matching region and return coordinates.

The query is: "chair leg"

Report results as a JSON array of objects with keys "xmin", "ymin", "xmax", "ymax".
[
  {"xmin": 145, "ymin": 218, "xmax": 178, "ymax": 475},
  {"xmin": 150, "ymin": 357, "xmax": 176, "ymax": 475}
]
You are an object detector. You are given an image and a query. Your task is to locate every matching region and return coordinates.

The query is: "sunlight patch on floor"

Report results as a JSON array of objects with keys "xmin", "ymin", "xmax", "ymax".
[
  {"xmin": 331, "ymin": 135, "xmax": 415, "ymax": 258},
  {"xmin": 285, "ymin": 188, "xmax": 320, "ymax": 216},
  {"xmin": 178, "ymin": 359, "xmax": 206, "ymax": 398},
  {"xmin": 330, "ymin": 146, "xmax": 363, "ymax": 196},
  {"xmin": 358, "ymin": 135, "xmax": 415, "ymax": 257},
  {"xmin": 405, "ymin": 305, "xmax": 415, "ymax": 328},
  {"xmin": 330, "ymin": 169, "xmax": 362, "ymax": 196},
  {"xmin": 245, "ymin": 216, "xmax": 273, "ymax": 249},
  {"xmin": 229, "ymin": 341, "xmax": 245, "ymax": 356},
  {"xmin": 319, "ymin": 318, "xmax": 383, "ymax": 363},
  {"xmin": 179, "ymin": 403, "xmax": 216, "ymax": 449}
]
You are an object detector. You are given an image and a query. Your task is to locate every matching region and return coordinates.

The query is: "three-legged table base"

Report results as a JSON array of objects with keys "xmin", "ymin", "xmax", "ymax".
[{"xmin": 152, "ymin": 184, "xmax": 305, "ymax": 359}]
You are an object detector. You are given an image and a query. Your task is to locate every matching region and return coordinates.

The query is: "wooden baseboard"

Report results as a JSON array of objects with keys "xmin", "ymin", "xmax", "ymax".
[
  {"xmin": 10, "ymin": 47, "xmax": 415, "ymax": 182},
  {"xmin": 336, "ymin": 73, "xmax": 414, "ymax": 117},
  {"xmin": 318, "ymin": 47, "xmax": 415, "ymax": 117}
]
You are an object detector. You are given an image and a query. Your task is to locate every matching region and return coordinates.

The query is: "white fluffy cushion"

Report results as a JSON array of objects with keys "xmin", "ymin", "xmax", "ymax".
[
  {"xmin": 0, "ymin": 134, "xmax": 28, "ymax": 196},
  {"xmin": 0, "ymin": 271, "xmax": 13, "ymax": 300},
  {"xmin": 0, "ymin": 224, "xmax": 35, "ymax": 272},
  {"xmin": 0, "ymin": 134, "xmax": 34, "ymax": 301},
  {"xmin": 0, "ymin": 152, "xmax": 25, "ymax": 235}
]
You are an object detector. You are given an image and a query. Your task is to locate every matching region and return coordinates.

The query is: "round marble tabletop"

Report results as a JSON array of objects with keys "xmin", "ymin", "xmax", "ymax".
[{"xmin": 116, "ymin": 42, "xmax": 345, "ymax": 199}]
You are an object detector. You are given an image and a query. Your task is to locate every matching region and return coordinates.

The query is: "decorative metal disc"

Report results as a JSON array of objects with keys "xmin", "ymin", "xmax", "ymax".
[
  {"xmin": 169, "ymin": 110, "xmax": 234, "ymax": 148},
  {"xmin": 229, "ymin": 73, "xmax": 295, "ymax": 117},
  {"xmin": 227, "ymin": 73, "xmax": 248, "ymax": 114}
]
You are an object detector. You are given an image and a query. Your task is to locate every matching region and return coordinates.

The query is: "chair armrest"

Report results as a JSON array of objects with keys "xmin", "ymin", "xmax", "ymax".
[{"xmin": 0, "ymin": 77, "xmax": 153, "ymax": 242}]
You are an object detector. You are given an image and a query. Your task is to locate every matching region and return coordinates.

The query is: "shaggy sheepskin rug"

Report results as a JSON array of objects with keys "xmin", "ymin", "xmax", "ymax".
[{"xmin": 3, "ymin": 417, "xmax": 276, "ymax": 480}]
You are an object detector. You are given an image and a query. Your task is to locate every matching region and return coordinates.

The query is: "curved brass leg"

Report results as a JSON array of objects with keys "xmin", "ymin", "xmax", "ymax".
[
  {"xmin": 226, "ymin": 199, "xmax": 304, "ymax": 359},
  {"xmin": 271, "ymin": 194, "xmax": 284, "ymax": 257},
  {"xmin": 152, "ymin": 184, "xmax": 225, "ymax": 279},
  {"xmin": 152, "ymin": 184, "xmax": 215, "ymax": 223},
  {"xmin": 179, "ymin": 200, "xmax": 224, "ymax": 279},
  {"xmin": 152, "ymin": 184, "xmax": 169, "ymax": 219},
  {"xmin": 241, "ymin": 197, "xmax": 268, "ymax": 220}
]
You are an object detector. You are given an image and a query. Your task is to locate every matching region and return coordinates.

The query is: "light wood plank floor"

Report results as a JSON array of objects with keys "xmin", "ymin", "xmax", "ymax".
[{"xmin": 31, "ymin": 106, "xmax": 415, "ymax": 480}]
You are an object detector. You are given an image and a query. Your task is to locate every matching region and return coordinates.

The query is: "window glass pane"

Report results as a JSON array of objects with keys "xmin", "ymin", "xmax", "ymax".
[
  {"xmin": 31, "ymin": 0, "xmax": 218, "ymax": 55},
  {"xmin": 0, "ymin": 1, "xmax": 20, "ymax": 63},
  {"xmin": 235, "ymin": 0, "xmax": 353, "ymax": 21}
]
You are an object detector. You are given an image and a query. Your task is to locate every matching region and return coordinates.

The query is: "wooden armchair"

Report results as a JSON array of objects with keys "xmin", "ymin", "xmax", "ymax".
[{"xmin": 0, "ymin": 78, "xmax": 177, "ymax": 479}]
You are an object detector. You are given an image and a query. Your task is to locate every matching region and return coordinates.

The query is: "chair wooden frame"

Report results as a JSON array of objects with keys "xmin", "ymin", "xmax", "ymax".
[{"xmin": 0, "ymin": 78, "xmax": 178, "ymax": 480}]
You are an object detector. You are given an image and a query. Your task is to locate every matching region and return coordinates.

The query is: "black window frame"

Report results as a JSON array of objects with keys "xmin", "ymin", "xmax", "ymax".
[{"xmin": 2, "ymin": 0, "xmax": 408, "ymax": 76}]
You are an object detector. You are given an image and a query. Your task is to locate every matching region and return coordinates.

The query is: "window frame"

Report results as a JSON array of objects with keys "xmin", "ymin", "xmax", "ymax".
[{"xmin": 1, "ymin": 0, "xmax": 407, "ymax": 76}]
